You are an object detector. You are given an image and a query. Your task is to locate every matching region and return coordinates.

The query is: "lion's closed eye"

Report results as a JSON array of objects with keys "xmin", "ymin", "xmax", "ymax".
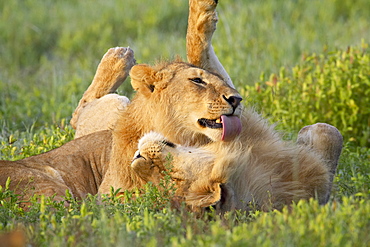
[
  {"xmin": 172, "ymin": 177, "xmax": 184, "ymax": 183},
  {"xmin": 190, "ymin": 77, "xmax": 207, "ymax": 86}
]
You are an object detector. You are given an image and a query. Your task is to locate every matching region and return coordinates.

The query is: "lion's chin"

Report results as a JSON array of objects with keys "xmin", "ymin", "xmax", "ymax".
[{"xmin": 203, "ymin": 129, "xmax": 223, "ymax": 142}]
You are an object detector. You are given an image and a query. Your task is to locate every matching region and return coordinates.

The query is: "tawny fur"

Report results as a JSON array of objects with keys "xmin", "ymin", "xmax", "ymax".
[{"xmin": 0, "ymin": 131, "xmax": 112, "ymax": 202}]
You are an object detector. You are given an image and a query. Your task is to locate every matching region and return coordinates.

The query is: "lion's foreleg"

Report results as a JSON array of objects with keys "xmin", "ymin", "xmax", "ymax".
[{"xmin": 186, "ymin": 0, "xmax": 234, "ymax": 88}]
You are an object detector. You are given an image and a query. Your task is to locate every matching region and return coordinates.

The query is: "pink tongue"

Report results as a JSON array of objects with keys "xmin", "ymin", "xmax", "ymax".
[{"xmin": 221, "ymin": 115, "xmax": 242, "ymax": 141}]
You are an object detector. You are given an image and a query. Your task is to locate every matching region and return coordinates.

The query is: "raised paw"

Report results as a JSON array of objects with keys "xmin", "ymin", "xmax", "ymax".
[
  {"xmin": 191, "ymin": 0, "xmax": 218, "ymax": 11},
  {"xmin": 95, "ymin": 47, "xmax": 136, "ymax": 94},
  {"xmin": 102, "ymin": 47, "xmax": 136, "ymax": 76},
  {"xmin": 189, "ymin": 0, "xmax": 219, "ymax": 29},
  {"xmin": 90, "ymin": 46, "xmax": 136, "ymax": 96},
  {"xmin": 187, "ymin": 0, "xmax": 219, "ymax": 68}
]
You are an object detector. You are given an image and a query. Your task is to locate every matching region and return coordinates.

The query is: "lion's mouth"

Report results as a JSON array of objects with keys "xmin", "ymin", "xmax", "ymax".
[
  {"xmin": 198, "ymin": 118, "xmax": 223, "ymax": 129},
  {"xmin": 198, "ymin": 115, "xmax": 242, "ymax": 141}
]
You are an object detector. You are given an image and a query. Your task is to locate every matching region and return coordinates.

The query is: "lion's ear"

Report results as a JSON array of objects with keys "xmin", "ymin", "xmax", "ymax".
[
  {"xmin": 130, "ymin": 64, "xmax": 159, "ymax": 97},
  {"xmin": 185, "ymin": 180, "xmax": 222, "ymax": 208}
]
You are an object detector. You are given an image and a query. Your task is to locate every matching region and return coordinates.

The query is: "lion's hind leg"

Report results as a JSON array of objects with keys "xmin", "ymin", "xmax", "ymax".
[{"xmin": 297, "ymin": 123, "xmax": 343, "ymax": 203}]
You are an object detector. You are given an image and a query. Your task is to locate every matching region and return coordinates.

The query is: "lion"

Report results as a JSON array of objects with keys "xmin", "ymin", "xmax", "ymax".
[{"xmin": 0, "ymin": 0, "xmax": 343, "ymax": 212}]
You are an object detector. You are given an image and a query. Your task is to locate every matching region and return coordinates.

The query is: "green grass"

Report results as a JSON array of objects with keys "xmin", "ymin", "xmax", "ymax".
[
  {"xmin": 1, "ymin": 0, "xmax": 370, "ymax": 132},
  {"xmin": 1, "ymin": 0, "xmax": 369, "ymax": 246},
  {"xmin": 242, "ymin": 44, "xmax": 370, "ymax": 147}
]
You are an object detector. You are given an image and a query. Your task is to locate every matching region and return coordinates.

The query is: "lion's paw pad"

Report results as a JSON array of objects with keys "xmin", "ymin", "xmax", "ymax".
[
  {"xmin": 131, "ymin": 132, "xmax": 175, "ymax": 168},
  {"xmin": 133, "ymin": 142, "xmax": 164, "ymax": 162},
  {"xmin": 102, "ymin": 47, "xmax": 135, "ymax": 64}
]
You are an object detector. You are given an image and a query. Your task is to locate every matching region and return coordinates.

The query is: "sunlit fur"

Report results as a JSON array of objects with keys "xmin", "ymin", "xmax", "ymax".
[{"xmin": 133, "ymin": 109, "xmax": 342, "ymax": 212}]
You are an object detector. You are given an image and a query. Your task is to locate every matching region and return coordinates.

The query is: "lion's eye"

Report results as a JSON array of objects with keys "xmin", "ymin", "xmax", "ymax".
[{"xmin": 190, "ymin": 77, "xmax": 207, "ymax": 85}]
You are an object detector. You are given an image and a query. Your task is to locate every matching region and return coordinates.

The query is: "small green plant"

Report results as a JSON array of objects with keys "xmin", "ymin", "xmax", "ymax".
[
  {"xmin": 0, "ymin": 120, "xmax": 74, "ymax": 160},
  {"xmin": 0, "ymin": 178, "xmax": 25, "ymax": 226},
  {"xmin": 334, "ymin": 143, "xmax": 370, "ymax": 199},
  {"xmin": 242, "ymin": 42, "xmax": 370, "ymax": 147}
]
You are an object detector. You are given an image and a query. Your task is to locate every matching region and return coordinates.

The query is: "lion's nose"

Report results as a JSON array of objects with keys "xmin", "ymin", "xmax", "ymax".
[{"xmin": 223, "ymin": 95, "xmax": 243, "ymax": 109}]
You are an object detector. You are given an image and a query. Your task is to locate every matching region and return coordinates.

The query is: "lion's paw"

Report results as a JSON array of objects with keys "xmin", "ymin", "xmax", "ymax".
[
  {"xmin": 73, "ymin": 46, "xmax": 136, "ymax": 110},
  {"xmin": 188, "ymin": 0, "xmax": 219, "ymax": 54},
  {"xmin": 102, "ymin": 47, "xmax": 136, "ymax": 74},
  {"xmin": 194, "ymin": 0, "xmax": 218, "ymax": 11},
  {"xmin": 131, "ymin": 132, "xmax": 175, "ymax": 182}
]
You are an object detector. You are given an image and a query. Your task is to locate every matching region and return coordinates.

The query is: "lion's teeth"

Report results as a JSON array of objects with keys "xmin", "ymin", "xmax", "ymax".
[{"xmin": 216, "ymin": 118, "xmax": 222, "ymax": 124}]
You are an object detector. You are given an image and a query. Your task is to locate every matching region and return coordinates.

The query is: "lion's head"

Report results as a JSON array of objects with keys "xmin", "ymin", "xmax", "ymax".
[{"xmin": 129, "ymin": 61, "xmax": 243, "ymax": 145}]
